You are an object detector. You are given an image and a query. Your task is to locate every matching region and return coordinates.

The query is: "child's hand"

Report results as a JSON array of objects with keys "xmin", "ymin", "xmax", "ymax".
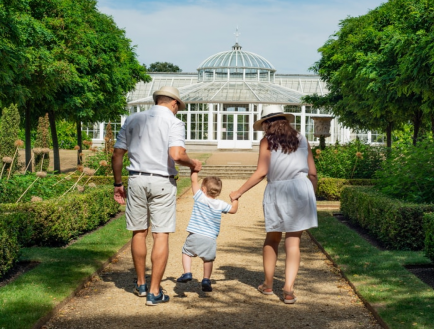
[{"xmin": 230, "ymin": 191, "xmax": 241, "ymax": 201}]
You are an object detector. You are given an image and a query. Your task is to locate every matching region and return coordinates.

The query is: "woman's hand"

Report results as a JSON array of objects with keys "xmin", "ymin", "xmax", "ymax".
[{"xmin": 230, "ymin": 190, "xmax": 242, "ymax": 202}]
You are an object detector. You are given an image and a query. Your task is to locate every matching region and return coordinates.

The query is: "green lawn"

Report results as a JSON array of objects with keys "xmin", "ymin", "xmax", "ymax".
[
  {"xmin": 310, "ymin": 212, "xmax": 434, "ymax": 329},
  {"xmin": 0, "ymin": 181, "xmax": 192, "ymax": 329}
]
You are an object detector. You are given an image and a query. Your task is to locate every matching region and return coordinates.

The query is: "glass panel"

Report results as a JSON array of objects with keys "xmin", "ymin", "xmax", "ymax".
[
  {"xmin": 216, "ymin": 69, "xmax": 228, "ymax": 80},
  {"xmin": 236, "ymin": 114, "xmax": 249, "ymax": 140},
  {"xmin": 259, "ymin": 70, "xmax": 269, "ymax": 82},
  {"xmin": 305, "ymin": 106, "xmax": 317, "ymax": 114},
  {"xmin": 289, "ymin": 115, "xmax": 301, "ymax": 133},
  {"xmin": 349, "ymin": 130, "xmax": 369, "ymax": 143},
  {"xmin": 190, "ymin": 113, "xmax": 209, "ymax": 140},
  {"xmin": 305, "ymin": 116, "xmax": 315, "ymax": 142},
  {"xmin": 284, "ymin": 105, "xmax": 302, "ymax": 113},
  {"xmin": 213, "ymin": 113, "xmax": 218, "ymax": 140},
  {"xmin": 371, "ymin": 131, "xmax": 385, "ymax": 144},
  {"xmin": 223, "ymin": 104, "xmax": 249, "ymax": 112},
  {"xmin": 245, "ymin": 69, "xmax": 258, "ymax": 81},
  {"xmin": 221, "ymin": 114, "xmax": 234, "ymax": 140},
  {"xmin": 82, "ymin": 123, "xmax": 99, "ymax": 139}
]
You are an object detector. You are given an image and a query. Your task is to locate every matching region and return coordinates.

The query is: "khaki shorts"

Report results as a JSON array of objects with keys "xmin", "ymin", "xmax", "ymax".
[{"xmin": 125, "ymin": 175, "xmax": 177, "ymax": 232}]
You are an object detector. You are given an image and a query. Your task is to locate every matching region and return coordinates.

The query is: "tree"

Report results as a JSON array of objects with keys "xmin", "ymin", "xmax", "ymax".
[
  {"xmin": 0, "ymin": 0, "xmax": 150, "ymax": 173},
  {"xmin": 148, "ymin": 62, "xmax": 182, "ymax": 72},
  {"xmin": 34, "ymin": 113, "xmax": 50, "ymax": 171},
  {"xmin": 304, "ymin": 1, "xmax": 433, "ymax": 147}
]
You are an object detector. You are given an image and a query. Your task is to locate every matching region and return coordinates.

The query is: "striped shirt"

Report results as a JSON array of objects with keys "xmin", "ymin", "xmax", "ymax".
[{"xmin": 186, "ymin": 190, "xmax": 232, "ymax": 239}]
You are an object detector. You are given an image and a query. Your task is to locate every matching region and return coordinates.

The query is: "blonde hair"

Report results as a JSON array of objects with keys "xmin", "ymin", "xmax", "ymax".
[{"xmin": 202, "ymin": 176, "xmax": 222, "ymax": 197}]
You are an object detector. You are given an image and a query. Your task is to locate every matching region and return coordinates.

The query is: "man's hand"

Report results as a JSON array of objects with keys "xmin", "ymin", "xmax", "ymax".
[
  {"xmin": 191, "ymin": 159, "xmax": 202, "ymax": 172},
  {"xmin": 114, "ymin": 186, "xmax": 126, "ymax": 205}
]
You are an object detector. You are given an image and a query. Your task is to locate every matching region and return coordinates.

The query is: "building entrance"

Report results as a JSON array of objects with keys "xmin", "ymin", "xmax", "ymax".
[{"xmin": 217, "ymin": 113, "xmax": 252, "ymax": 149}]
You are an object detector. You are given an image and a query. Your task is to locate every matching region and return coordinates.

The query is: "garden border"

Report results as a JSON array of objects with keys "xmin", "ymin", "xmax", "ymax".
[
  {"xmin": 306, "ymin": 229, "xmax": 390, "ymax": 329},
  {"xmin": 33, "ymin": 181, "xmax": 194, "ymax": 329}
]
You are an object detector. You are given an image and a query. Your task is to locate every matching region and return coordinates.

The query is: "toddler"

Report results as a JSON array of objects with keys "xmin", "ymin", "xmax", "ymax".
[{"xmin": 177, "ymin": 171, "xmax": 238, "ymax": 291}]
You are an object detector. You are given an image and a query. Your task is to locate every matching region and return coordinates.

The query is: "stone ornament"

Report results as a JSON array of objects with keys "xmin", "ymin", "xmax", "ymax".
[{"xmin": 311, "ymin": 116, "xmax": 334, "ymax": 138}]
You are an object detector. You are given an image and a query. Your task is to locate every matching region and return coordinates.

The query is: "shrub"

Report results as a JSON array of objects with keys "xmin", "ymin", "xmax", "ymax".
[
  {"xmin": 0, "ymin": 174, "xmax": 76, "ymax": 204},
  {"xmin": 317, "ymin": 178, "xmax": 375, "ymax": 201},
  {"xmin": 375, "ymin": 137, "xmax": 434, "ymax": 204},
  {"xmin": 341, "ymin": 186, "xmax": 434, "ymax": 250},
  {"xmin": 56, "ymin": 119, "xmax": 91, "ymax": 149},
  {"xmin": 424, "ymin": 213, "xmax": 434, "ymax": 262},
  {"xmin": 314, "ymin": 139, "xmax": 386, "ymax": 179},
  {"xmin": 0, "ymin": 217, "xmax": 20, "ymax": 279},
  {"xmin": 84, "ymin": 149, "xmax": 130, "ymax": 176},
  {"xmin": 0, "ymin": 104, "xmax": 21, "ymax": 175},
  {"xmin": 34, "ymin": 113, "xmax": 51, "ymax": 171},
  {"xmin": 0, "ymin": 186, "xmax": 119, "ymax": 246}
]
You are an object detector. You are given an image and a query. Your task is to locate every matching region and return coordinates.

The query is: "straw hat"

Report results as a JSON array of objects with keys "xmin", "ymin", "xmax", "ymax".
[
  {"xmin": 153, "ymin": 86, "xmax": 186, "ymax": 110},
  {"xmin": 253, "ymin": 105, "xmax": 295, "ymax": 131}
]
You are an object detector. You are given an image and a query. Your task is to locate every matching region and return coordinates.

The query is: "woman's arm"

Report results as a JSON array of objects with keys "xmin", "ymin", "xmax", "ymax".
[
  {"xmin": 230, "ymin": 137, "xmax": 271, "ymax": 200},
  {"xmin": 307, "ymin": 142, "xmax": 318, "ymax": 192}
]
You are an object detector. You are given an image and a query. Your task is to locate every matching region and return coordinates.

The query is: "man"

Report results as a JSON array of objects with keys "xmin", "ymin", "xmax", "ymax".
[{"xmin": 112, "ymin": 86, "xmax": 202, "ymax": 305}]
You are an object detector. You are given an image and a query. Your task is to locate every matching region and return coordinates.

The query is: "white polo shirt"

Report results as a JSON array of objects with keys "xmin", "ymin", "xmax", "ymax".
[{"xmin": 114, "ymin": 105, "xmax": 185, "ymax": 176}]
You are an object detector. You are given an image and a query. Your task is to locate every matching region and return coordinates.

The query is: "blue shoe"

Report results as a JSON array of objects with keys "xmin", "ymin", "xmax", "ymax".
[
  {"xmin": 146, "ymin": 288, "xmax": 170, "ymax": 306},
  {"xmin": 177, "ymin": 272, "xmax": 192, "ymax": 283},
  {"xmin": 201, "ymin": 278, "xmax": 212, "ymax": 292},
  {"xmin": 133, "ymin": 282, "xmax": 148, "ymax": 297}
]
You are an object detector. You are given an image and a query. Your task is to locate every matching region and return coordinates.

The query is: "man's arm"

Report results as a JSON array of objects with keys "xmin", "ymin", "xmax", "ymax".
[
  {"xmin": 191, "ymin": 170, "xmax": 200, "ymax": 194},
  {"xmin": 112, "ymin": 148, "xmax": 127, "ymax": 205},
  {"xmin": 228, "ymin": 199, "xmax": 238, "ymax": 214},
  {"xmin": 169, "ymin": 146, "xmax": 202, "ymax": 172}
]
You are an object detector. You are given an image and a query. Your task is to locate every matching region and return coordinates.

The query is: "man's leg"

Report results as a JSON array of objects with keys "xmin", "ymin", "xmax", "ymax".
[
  {"xmin": 149, "ymin": 232, "xmax": 169, "ymax": 295},
  {"xmin": 131, "ymin": 229, "xmax": 148, "ymax": 286}
]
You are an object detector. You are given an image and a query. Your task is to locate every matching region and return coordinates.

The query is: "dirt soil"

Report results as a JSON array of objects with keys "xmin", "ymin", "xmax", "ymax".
[{"xmin": 45, "ymin": 179, "xmax": 381, "ymax": 329}]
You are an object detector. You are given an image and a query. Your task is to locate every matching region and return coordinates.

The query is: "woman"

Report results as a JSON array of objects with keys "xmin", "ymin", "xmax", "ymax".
[{"xmin": 230, "ymin": 105, "xmax": 318, "ymax": 304}]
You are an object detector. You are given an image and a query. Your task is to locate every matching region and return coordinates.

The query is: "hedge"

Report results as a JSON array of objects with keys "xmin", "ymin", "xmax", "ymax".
[
  {"xmin": 317, "ymin": 178, "xmax": 375, "ymax": 201},
  {"xmin": 340, "ymin": 186, "xmax": 434, "ymax": 250},
  {"xmin": 424, "ymin": 213, "xmax": 434, "ymax": 262},
  {"xmin": 0, "ymin": 186, "xmax": 119, "ymax": 278}
]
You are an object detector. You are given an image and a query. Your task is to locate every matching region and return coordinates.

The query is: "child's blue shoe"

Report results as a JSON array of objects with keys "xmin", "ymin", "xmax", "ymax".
[
  {"xmin": 201, "ymin": 278, "xmax": 212, "ymax": 292},
  {"xmin": 176, "ymin": 272, "xmax": 192, "ymax": 283}
]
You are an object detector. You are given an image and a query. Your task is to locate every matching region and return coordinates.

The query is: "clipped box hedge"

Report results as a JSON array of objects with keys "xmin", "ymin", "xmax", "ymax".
[
  {"xmin": 317, "ymin": 178, "xmax": 375, "ymax": 201},
  {"xmin": 424, "ymin": 213, "xmax": 434, "ymax": 262},
  {"xmin": 0, "ymin": 186, "xmax": 120, "ymax": 278},
  {"xmin": 0, "ymin": 186, "xmax": 119, "ymax": 247},
  {"xmin": 340, "ymin": 186, "xmax": 434, "ymax": 250}
]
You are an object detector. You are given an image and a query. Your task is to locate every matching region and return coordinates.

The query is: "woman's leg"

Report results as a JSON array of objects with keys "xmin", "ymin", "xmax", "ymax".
[
  {"xmin": 263, "ymin": 232, "xmax": 282, "ymax": 288},
  {"xmin": 283, "ymin": 231, "xmax": 303, "ymax": 292}
]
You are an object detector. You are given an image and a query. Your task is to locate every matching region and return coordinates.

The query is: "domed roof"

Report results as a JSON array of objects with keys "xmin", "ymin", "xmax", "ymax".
[{"xmin": 197, "ymin": 44, "xmax": 275, "ymax": 71}]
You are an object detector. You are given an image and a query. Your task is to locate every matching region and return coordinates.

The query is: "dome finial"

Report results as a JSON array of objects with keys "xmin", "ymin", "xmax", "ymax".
[
  {"xmin": 232, "ymin": 26, "xmax": 242, "ymax": 50},
  {"xmin": 234, "ymin": 26, "xmax": 241, "ymax": 43}
]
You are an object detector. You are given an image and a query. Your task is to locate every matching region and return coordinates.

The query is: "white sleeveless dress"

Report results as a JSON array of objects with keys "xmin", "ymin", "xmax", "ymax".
[{"xmin": 263, "ymin": 134, "xmax": 318, "ymax": 232}]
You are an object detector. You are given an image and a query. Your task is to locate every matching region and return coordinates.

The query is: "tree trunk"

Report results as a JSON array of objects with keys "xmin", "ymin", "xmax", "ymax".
[
  {"xmin": 48, "ymin": 111, "xmax": 61, "ymax": 173},
  {"xmin": 412, "ymin": 110, "xmax": 423, "ymax": 146},
  {"xmin": 77, "ymin": 119, "xmax": 82, "ymax": 165},
  {"xmin": 386, "ymin": 122, "xmax": 392, "ymax": 149},
  {"xmin": 25, "ymin": 106, "xmax": 32, "ymax": 172},
  {"xmin": 431, "ymin": 113, "xmax": 434, "ymax": 136}
]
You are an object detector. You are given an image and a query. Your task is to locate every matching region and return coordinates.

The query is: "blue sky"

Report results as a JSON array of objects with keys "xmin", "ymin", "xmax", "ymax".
[{"xmin": 97, "ymin": 0, "xmax": 386, "ymax": 74}]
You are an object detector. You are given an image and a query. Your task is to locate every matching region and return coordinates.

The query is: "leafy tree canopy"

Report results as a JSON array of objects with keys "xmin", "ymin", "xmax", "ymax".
[{"xmin": 147, "ymin": 62, "xmax": 182, "ymax": 72}]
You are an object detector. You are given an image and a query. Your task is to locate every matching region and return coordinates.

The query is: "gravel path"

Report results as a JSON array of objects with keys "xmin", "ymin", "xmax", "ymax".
[{"xmin": 45, "ymin": 179, "xmax": 381, "ymax": 329}]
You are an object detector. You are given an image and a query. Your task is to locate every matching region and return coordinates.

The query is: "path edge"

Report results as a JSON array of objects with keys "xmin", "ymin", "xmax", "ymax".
[
  {"xmin": 306, "ymin": 230, "xmax": 390, "ymax": 329},
  {"xmin": 34, "ymin": 186, "xmax": 193, "ymax": 329}
]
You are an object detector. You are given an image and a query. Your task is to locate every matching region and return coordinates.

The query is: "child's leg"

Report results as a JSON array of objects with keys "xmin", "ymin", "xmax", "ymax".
[
  {"xmin": 203, "ymin": 261, "xmax": 213, "ymax": 279},
  {"xmin": 182, "ymin": 253, "xmax": 192, "ymax": 274}
]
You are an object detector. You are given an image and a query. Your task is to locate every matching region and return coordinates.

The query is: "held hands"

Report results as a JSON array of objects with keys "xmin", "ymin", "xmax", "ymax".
[
  {"xmin": 114, "ymin": 186, "xmax": 126, "ymax": 205},
  {"xmin": 230, "ymin": 190, "xmax": 242, "ymax": 202},
  {"xmin": 191, "ymin": 159, "xmax": 202, "ymax": 172}
]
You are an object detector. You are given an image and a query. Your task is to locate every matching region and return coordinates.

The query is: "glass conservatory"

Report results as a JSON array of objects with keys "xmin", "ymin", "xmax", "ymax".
[{"xmin": 86, "ymin": 43, "xmax": 384, "ymax": 149}]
